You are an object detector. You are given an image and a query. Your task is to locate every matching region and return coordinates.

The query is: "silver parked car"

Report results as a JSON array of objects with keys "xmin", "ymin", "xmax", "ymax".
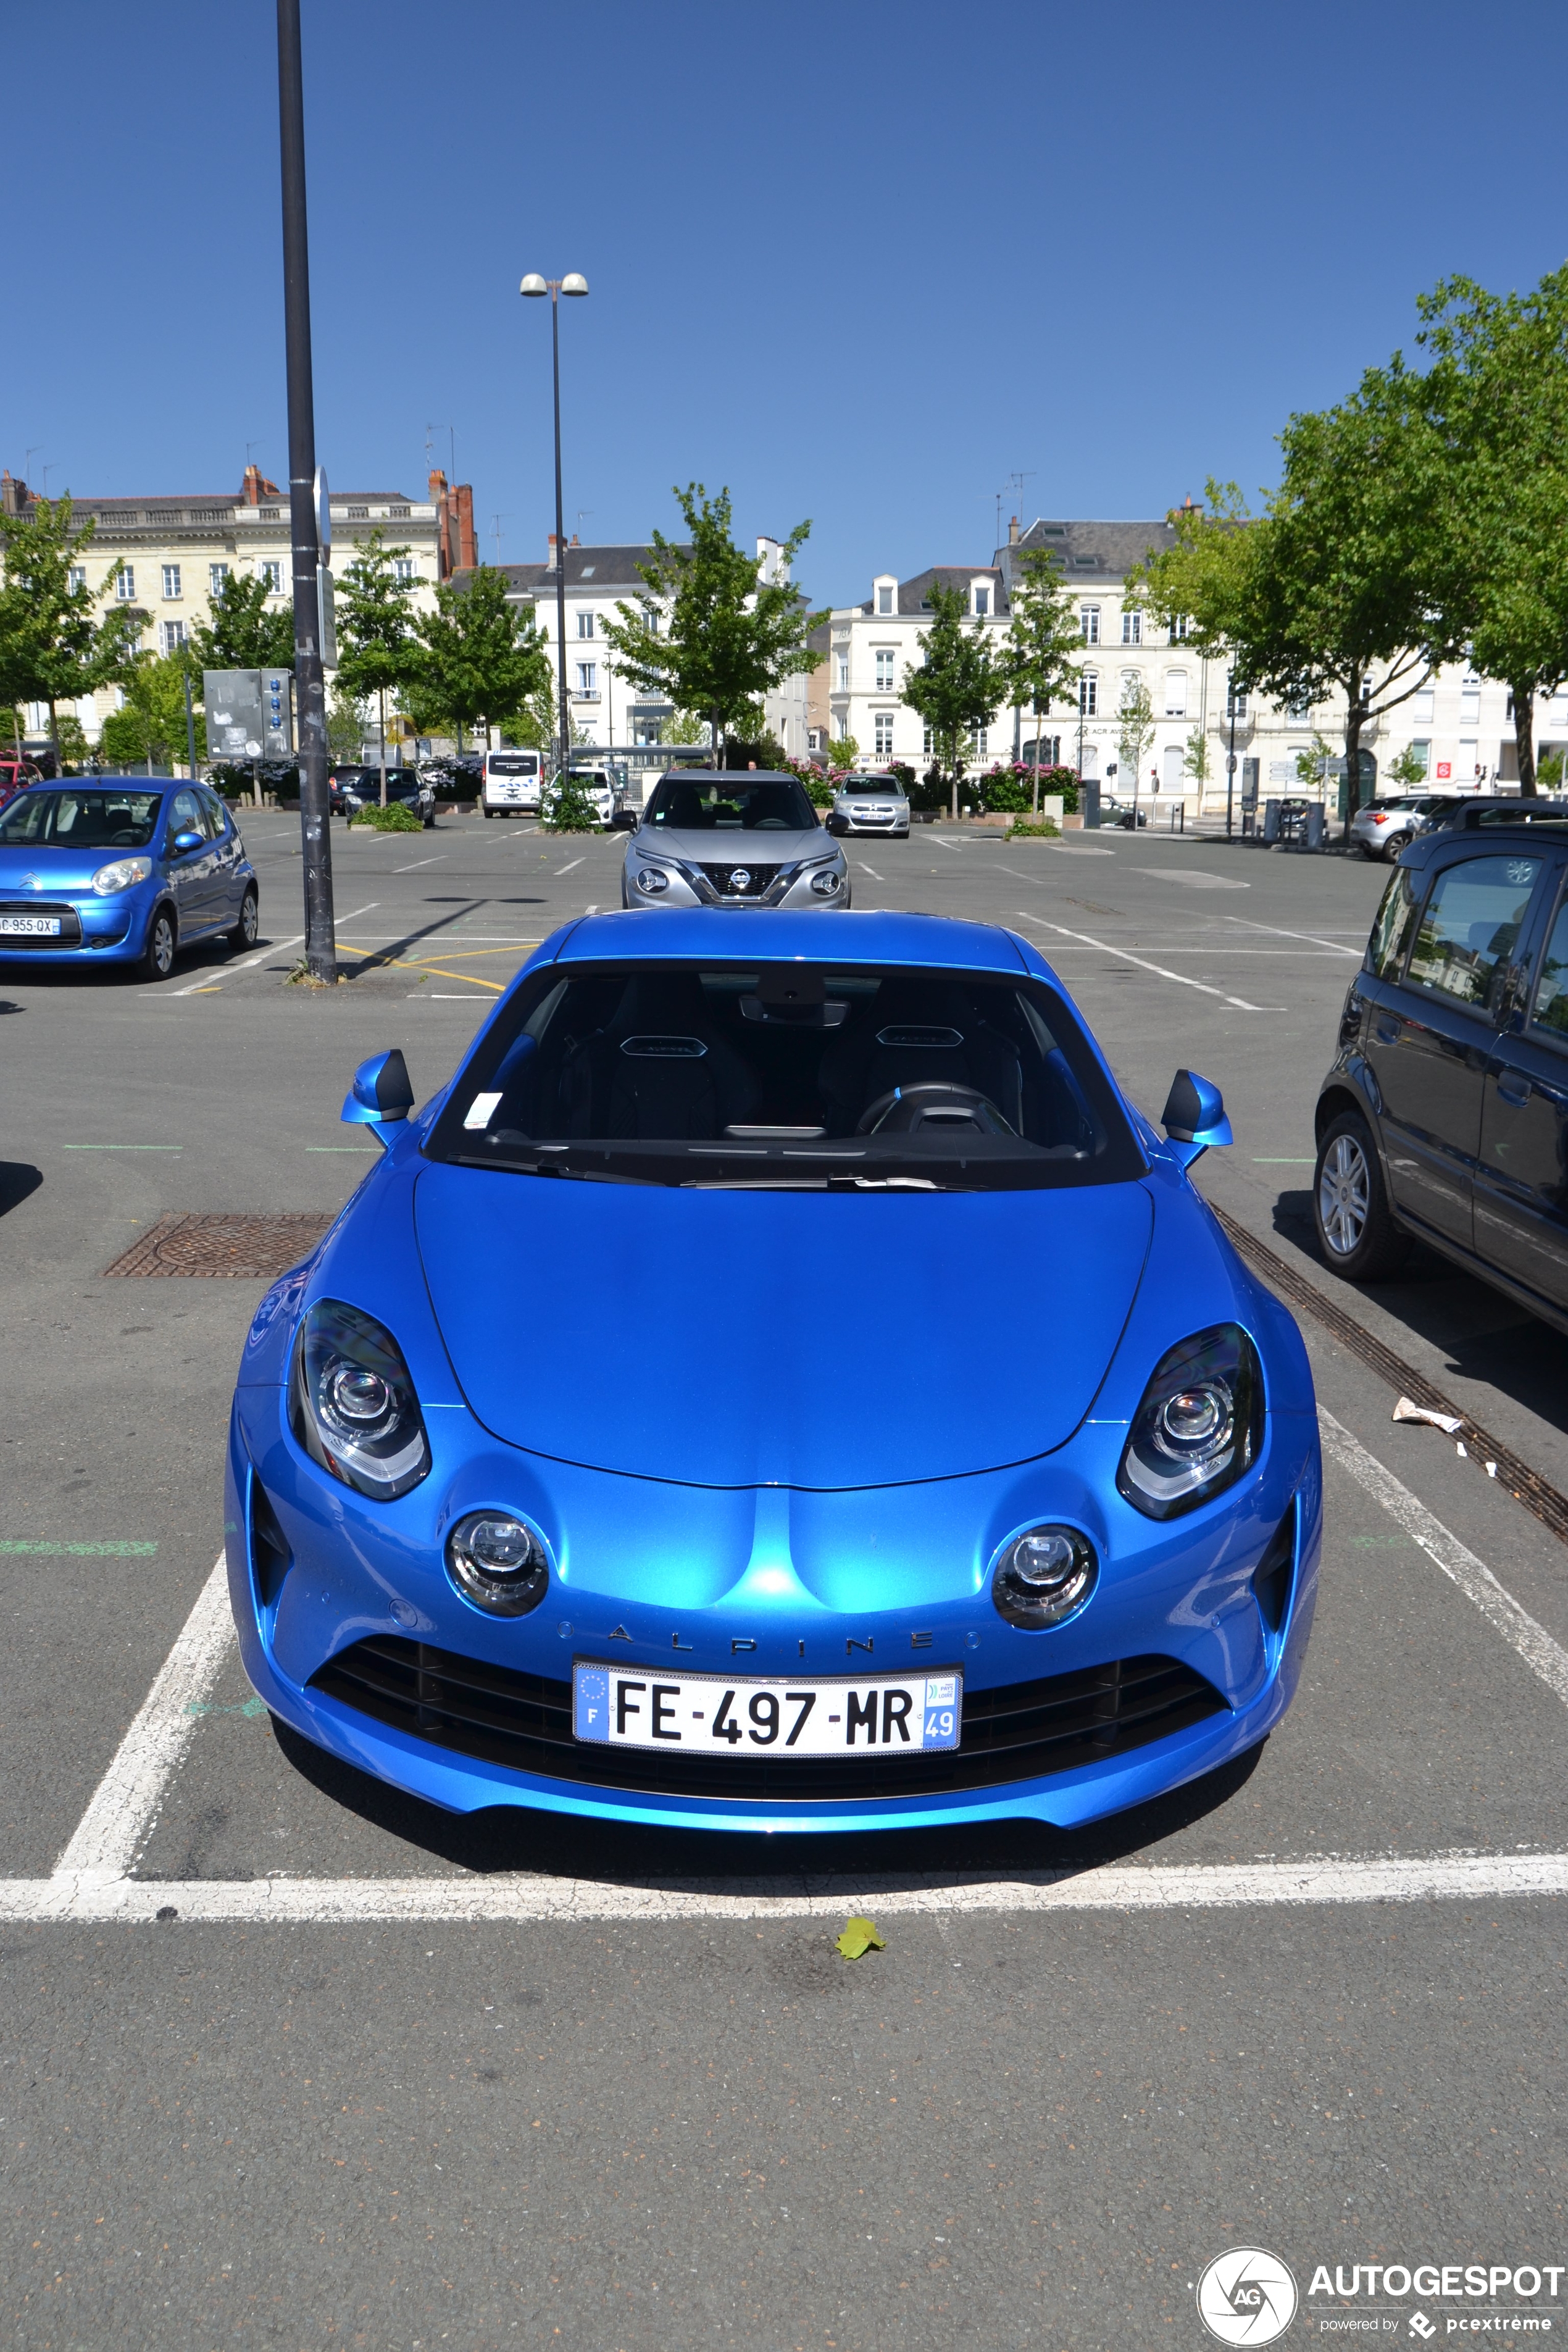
[
  {"xmin": 1349, "ymin": 791, "xmax": 1456, "ymax": 859},
  {"xmin": 622, "ymin": 769, "xmax": 850, "ymax": 909},
  {"xmin": 828, "ymin": 771, "xmax": 911, "ymax": 837}
]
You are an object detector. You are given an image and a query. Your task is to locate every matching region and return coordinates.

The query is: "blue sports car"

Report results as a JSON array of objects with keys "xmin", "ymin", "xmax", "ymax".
[
  {"xmin": 228, "ymin": 910, "xmax": 1320, "ymax": 1835},
  {"xmin": 0, "ymin": 777, "xmax": 258, "ymax": 980}
]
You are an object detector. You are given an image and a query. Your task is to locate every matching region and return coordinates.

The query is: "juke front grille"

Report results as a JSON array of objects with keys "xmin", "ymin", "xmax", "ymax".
[
  {"xmin": 695, "ymin": 863, "xmax": 782, "ymax": 898},
  {"xmin": 309, "ymin": 1637, "xmax": 1227, "ymax": 1801}
]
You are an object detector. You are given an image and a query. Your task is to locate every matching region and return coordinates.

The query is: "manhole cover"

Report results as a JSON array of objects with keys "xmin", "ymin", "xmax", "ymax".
[{"xmin": 103, "ymin": 1212, "xmax": 335, "ymax": 1280}]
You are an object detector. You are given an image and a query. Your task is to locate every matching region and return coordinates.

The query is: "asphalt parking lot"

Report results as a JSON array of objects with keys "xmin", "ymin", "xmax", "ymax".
[{"xmin": 3, "ymin": 809, "xmax": 1567, "ymax": 2350}]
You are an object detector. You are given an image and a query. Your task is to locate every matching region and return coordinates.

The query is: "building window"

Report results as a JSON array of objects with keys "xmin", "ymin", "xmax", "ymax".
[
  {"xmin": 1120, "ymin": 609, "xmax": 1141, "ymax": 645},
  {"xmin": 1167, "ymin": 615, "xmax": 1190, "ymax": 643},
  {"xmin": 1080, "ymin": 605, "xmax": 1100, "ymax": 644},
  {"xmin": 877, "ymin": 585, "xmax": 893, "ymax": 615},
  {"xmin": 1460, "ymin": 685, "xmax": 1481, "ymax": 724},
  {"xmin": 577, "ymin": 609, "xmax": 594, "ymax": 638},
  {"xmin": 346, "ymin": 505, "xmax": 369, "ymax": 519},
  {"xmin": 575, "ymin": 662, "xmax": 597, "ymax": 696},
  {"xmin": 115, "ymin": 567, "xmax": 135, "ymax": 601},
  {"xmin": 874, "ymin": 712, "xmax": 895, "ymax": 757},
  {"xmin": 970, "ymin": 723, "xmax": 988, "ymax": 757},
  {"xmin": 836, "ymin": 657, "xmax": 849, "ymax": 692},
  {"xmin": 209, "ymin": 562, "xmax": 230, "ymax": 596},
  {"xmin": 67, "ymin": 565, "xmax": 86, "ymax": 593},
  {"xmin": 1412, "ymin": 688, "xmax": 1435, "ymax": 724},
  {"xmin": 1226, "ymin": 678, "xmax": 1248, "ymax": 720},
  {"xmin": 261, "ymin": 560, "xmax": 282, "ymax": 593},
  {"xmin": 394, "ymin": 558, "xmax": 415, "ymax": 585},
  {"xmin": 1407, "ymin": 740, "xmax": 1431, "ymax": 776},
  {"xmin": 1285, "ymin": 692, "xmax": 1312, "ymax": 720},
  {"xmin": 973, "ymin": 586, "xmax": 990, "ymax": 617},
  {"xmin": 1459, "ymin": 736, "xmax": 1478, "ymax": 776},
  {"xmin": 923, "ymin": 723, "xmax": 935, "ymax": 757},
  {"xmin": 159, "ymin": 620, "xmax": 187, "ymax": 653},
  {"xmin": 1080, "ymin": 671, "xmax": 1098, "ymax": 715},
  {"xmin": 1164, "ymin": 670, "xmax": 1188, "ymax": 717},
  {"xmin": 874, "ymin": 650, "xmax": 895, "ymax": 691},
  {"xmin": 161, "ymin": 564, "xmax": 181, "ymax": 600}
]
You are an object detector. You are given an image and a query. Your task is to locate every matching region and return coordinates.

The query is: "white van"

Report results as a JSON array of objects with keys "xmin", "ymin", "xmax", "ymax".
[{"xmin": 482, "ymin": 750, "xmax": 542, "ymax": 817}]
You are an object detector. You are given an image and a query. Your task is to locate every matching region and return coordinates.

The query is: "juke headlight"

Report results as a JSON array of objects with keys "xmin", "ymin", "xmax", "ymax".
[
  {"xmin": 1116, "ymin": 1323, "xmax": 1263, "ymax": 1519},
  {"xmin": 91, "ymin": 856, "xmax": 152, "ymax": 895},
  {"xmin": 635, "ymin": 863, "xmax": 670, "ymax": 895},
  {"xmin": 289, "ymin": 1299, "xmax": 431, "ymax": 1501},
  {"xmin": 809, "ymin": 867, "xmax": 844, "ymax": 896}
]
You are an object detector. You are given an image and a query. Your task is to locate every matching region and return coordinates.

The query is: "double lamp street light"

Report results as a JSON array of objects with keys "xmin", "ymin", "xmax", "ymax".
[{"xmin": 520, "ymin": 272, "xmax": 588, "ymax": 775}]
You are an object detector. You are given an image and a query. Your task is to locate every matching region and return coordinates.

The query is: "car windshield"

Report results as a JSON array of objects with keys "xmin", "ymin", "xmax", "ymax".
[
  {"xmin": 0, "ymin": 788, "xmax": 163, "ymax": 849},
  {"xmin": 846, "ymin": 779, "xmax": 905, "ymax": 796},
  {"xmin": 488, "ymin": 756, "xmax": 537, "ymax": 774},
  {"xmin": 427, "ymin": 960, "xmax": 1145, "ymax": 1192},
  {"xmin": 643, "ymin": 776, "xmax": 817, "ymax": 832}
]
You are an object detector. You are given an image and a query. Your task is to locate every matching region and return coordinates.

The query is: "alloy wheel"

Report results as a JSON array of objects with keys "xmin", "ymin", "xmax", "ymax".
[{"xmin": 1318, "ymin": 1133, "xmax": 1370, "ymax": 1256}]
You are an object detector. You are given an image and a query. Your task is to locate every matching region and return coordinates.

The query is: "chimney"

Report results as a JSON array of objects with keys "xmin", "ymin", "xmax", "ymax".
[
  {"xmin": 241, "ymin": 463, "xmax": 281, "ymax": 504},
  {"xmin": 428, "ymin": 467, "xmax": 448, "ymax": 501},
  {"xmin": 1007, "ymin": 515, "xmax": 1019, "ymax": 547},
  {"xmin": 569, "ymin": 533, "xmax": 579, "ymax": 548},
  {"xmin": 548, "ymin": 532, "xmax": 559, "ymax": 566},
  {"xmin": 454, "ymin": 483, "xmax": 477, "ymax": 571},
  {"xmin": 1, "ymin": 470, "xmax": 25, "ymax": 516}
]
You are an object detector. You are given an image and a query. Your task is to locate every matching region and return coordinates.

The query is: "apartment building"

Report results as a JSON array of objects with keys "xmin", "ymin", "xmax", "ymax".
[
  {"xmin": 828, "ymin": 516, "xmax": 1529, "ymax": 808},
  {"xmin": 1, "ymin": 464, "xmax": 472, "ymax": 747}
]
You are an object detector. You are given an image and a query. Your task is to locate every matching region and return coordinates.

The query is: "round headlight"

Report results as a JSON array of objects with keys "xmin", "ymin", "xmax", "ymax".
[
  {"xmin": 91, "ymin": 856, "xmax": 152, "ymax": 895},
  {"xmin": 446, "ymin": 1511, "xmax": 549, "ymax": 1616},
  {"xmin": 635, "ymin": 864, "xmax": 670, "ymax": 896},
  {"xmin": 990, "ymin": 1522, "xmax": 1098, "ymax": 1630},
  {"xmin": 809, "ymin": 867, "xmax": 843, "ymax": 896}
]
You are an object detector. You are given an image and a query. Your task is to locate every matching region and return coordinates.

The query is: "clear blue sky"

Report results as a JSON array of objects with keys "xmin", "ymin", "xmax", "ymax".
[{"xmin": 9, "ymin": 0, "xmax": 1568, "ymax": 612}]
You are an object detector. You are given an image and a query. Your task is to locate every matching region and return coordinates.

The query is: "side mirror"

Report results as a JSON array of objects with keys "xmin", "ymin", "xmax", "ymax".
[
  {"xmin": 1161, "ymin": 1068, "xmax": 1232, "ymax": 1167},
  {"xmin": 172, "ymin": 828, "xmax": 203, "ymax": 854},
  {"xmin": 610, "ymin": 805, "xmax": 639, "ymax": 831},
  {"xmin": 824, "ymin": 811, "xmax": 848, "ymax": 836},
  {"xmin": 342, "ymin": 1048, "xmax": 415, "ymax": 1146}
]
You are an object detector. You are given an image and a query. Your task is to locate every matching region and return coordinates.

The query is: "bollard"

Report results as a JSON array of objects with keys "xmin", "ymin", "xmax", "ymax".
[
  {"xmin": 1304, "ymin": 804, "xmax": 1325, "ymax": 849},
  {"xmin": 1262, "ymin": 798, "xmax": 1280, "ymax": 844}
]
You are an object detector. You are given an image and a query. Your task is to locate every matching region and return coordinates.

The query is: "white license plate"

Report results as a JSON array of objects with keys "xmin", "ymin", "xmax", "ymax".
[
  {"xmin": 0, "ymin": 914, "xmax": 62, "ymax": 935},
  {"xmin": 572, "ymin": 1662, "xmax": 961, "ymax": 1757}
]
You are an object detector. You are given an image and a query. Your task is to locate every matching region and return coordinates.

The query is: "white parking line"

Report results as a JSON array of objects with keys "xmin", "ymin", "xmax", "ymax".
[
  {"xmin": 1130, "ymin": 869, "xmax": 1250, "ymax": 891},
  {"xmin": 393, "ymin": 855, "xmax": 446, "ymax": 873},
  {"xmin": 1317, "ymin": 1408, "xmax": 1568, "ymax": 1708},
  {"xmin": 166, "ymin": 901, "xmax": 381, "ymax": 997},
  {"xmin": 556, "ymin": 856, "xmax": 585, "ymax": 874},
  {"xmin": 857, "ymin": 862, "xmax": 885, "ymax": 880},
  {"xmin": 1224, "ymin": 913, "xmax": 1362, "ymax": 957},
  {"xmin": 1017, "ymin": 912, "xmax": 1285, "ymax": 1013},
  {"xmin": 928, "ymin": 836, "xmax": 965, "ymax": 851}
]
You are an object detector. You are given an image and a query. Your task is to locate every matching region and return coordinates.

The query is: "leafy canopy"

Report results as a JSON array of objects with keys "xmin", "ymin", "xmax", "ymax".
[
  {"xmin": 415, "ymin": 565, "xmax": 551, "ymax": 741},
  {"xmin": 0, "ymin": 496, "xmax": 143, "ymax": 738},
  {"xmin": 188, "ymin": 567, "xmax": 294, "ymax": 675},
  {"xmin": 1002, "ymin": 547, "xmax": 1083, "ymax": 722},
  {"xmin": 598, "ymin": 485, "xmax": 818, "ymax": 749},
  {"xmin": 898, "ymin": 581, "xmax": 1005, "ymax": 780},
  {"xmin": 333, "ymin": 530, "xmax": 420, "ymax": 703}
]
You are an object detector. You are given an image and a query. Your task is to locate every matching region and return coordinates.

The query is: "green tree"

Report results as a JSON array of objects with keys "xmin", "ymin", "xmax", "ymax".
[
  {"xmin": 187, "ymin": 567, "xmax": 294, "ymax": 674},
  {"xmin": 825, "ymin": 733, "xmax": 859, "ymax": 770},
  {"xmin": 334, "ymin": 531, "xmax": 419, "ymax": 805},
  {"xmin": 1296, "ymin": 728, "xmax": 1339, "ymax": 798},
  {"xmin": 1414, "ymin": 267, "xmax": 1568, "ymax": 795},
  {"xmin": 1001, "ymin": 547, "xmax": 1084, "ymax": 812},
  {"xmin": 598, "ymin": 485, "xmax": 818, "ymax": 762},
  {"xmin": 415, "ymin": 565, "xmax": 551, "ymax": 754},
  {"xmin": 0, "ymin": 496, "xmax": 143, "ymax": 766},
  {"xmin": 1384, "ymin": 742, "xmax": 1430, "ymax": 790},
  {"xmin": 99, "ymin": 706, "xmax": 152, "ymax": 770},
  {"xmin": 1182, "ymin": 725, "xmax": 1212, "ymax": 793},
  {"xmin": 116, "ymin": 652, "xmax": 206, "ymax": 772},
  {"xmin": 327, "ymin": 683, "xmax": 366, "ymax": 761},
  {"xmin": 659, "ymin": 707, "xmax": 712, "ymax": 748},
  {"xmin": 1116, "ymin": 675, "xmax": 1156, "ymax": 809},
  {"xmin": 898, "ymin": 582, "xmax": 1006, "ymax": 819}
]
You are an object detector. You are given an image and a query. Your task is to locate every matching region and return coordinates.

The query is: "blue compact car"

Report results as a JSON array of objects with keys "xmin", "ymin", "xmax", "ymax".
[
  {"xmin": 228, "ymin": 911, "xmax": 1321, "ymax": 1837},
  {"xmin": 0, "ymin": 778, "xmax": 259, "ymax": 980}
]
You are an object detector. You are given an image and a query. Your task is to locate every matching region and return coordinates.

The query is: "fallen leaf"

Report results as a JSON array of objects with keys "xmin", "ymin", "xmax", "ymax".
[{"xmin": 836, "ymin": 1917, "xmax": 886, "ymax": 1961}]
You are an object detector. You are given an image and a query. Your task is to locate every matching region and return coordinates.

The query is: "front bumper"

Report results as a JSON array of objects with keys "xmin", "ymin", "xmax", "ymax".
[
  {"xmin": 227, "ymin": 1383, "xmax": 1320, "ymax": 1835},
  {"xmin": 0, "ymin": 891, "xmax": 150, "ymax": 963},
  {"xmin": 621, "ymin": 859, "xmax": 851, "ymax": 911}
]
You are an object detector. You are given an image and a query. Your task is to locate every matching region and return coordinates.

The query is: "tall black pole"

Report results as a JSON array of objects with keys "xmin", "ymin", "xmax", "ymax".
[
  {"xmin": 1226, "ymin": 694, "xmax": 1237, "ymax": 841},
  {"xmin": 551, "ymin": 288, "xmax": 570, "ymax": 776},
  {"xmin": 277, "ymin": 0, "xmax": 335, "ymax": 982}
]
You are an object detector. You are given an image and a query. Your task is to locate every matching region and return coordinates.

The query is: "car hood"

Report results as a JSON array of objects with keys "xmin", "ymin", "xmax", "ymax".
[
  {"xmin": 632, "ymin": 827, "xmax": 831, "ymax": 866},
  {"xmin": 0, "ymin": 844, "xmax": 144, "ymax": 893},
  {"xmin": 414, "ymin": 1162, "xmax": 1154, "ymax": 1488}
]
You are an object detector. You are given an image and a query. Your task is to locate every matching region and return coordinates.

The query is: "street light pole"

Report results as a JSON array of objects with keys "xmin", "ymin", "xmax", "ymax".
[
  {"xmin": 1226, "ymin": 686, "xmax": 1238, "ymax": 841},
  {"xmin": 520, "ymin": 272, "xmax": 588, "ymax": 777},
  {"xmin": 276, "ymin": 0, "xmax": 335, "ymax": 981}
]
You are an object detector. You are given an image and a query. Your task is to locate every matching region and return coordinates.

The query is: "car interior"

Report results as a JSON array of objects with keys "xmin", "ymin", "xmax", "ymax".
[
  {"xmin": 644, "ymin": 778, "xmax": 817, "ymax": 832},
  {"xmin": 0, "ymin": 789, "xmax": 164, "ymax": 849}
]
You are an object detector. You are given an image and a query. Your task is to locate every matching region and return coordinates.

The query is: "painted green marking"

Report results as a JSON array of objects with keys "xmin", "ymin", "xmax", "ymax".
[
  {"xmin": 61, "ymin": 1144, "xmax": 183, "ymax": 1151},
  {"xmin": 0, "ymin": 1539, "xmax": 158, "ymax": 1556},
  {"xmin": 185, "ymin": 1697, "xmax": 269, "ymax": 1718}
]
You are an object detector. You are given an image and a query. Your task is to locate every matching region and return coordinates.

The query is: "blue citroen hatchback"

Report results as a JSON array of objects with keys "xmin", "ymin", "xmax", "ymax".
[
  {"xmin": 0, "ymin": 777, "xmax": 259, "ymax": 980},
  {"xmin": 228, "ymin": 909, "xmax": 1321, "ymax": 1837}
]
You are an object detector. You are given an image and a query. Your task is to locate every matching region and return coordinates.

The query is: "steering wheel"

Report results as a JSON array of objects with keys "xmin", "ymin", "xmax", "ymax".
[{"xmin": 856, "ymin": 1081, "xmax": 1012, "ymax": 1136}]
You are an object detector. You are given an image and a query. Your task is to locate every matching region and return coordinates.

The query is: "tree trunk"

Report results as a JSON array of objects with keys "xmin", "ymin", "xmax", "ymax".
[
  {"xmin": 48, "ymin": 698, "xmax": 59, "ymax": 778},
  {"xmin": 1512, "ymin": 678, "xmax": 1538, "ymax": 798},
  {"xmin": 1031, "ymin": 701, "xmax": 1041, "ymax": 817},
  {"xmin": 949, "ymin": 733, "xmax": 958, "ymax": 823},
  {"xmin": 712, "ymin": 706, "xmax": 722, "ymax": 770},
  {"xmin": 1341, "ymin": 682, "xmax": 1364, "ymax": 846},
  {"xmin": 378, "ymin": 685, "xmax": 388, "ymax": 807}
]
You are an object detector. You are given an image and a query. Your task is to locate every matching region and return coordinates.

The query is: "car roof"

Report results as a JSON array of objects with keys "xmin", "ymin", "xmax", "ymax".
[
  {"xmin": 1402, "ymin": 808, "xmax": 1568, "ymax": 864},
  {"xmin": 653, "ymin": 768, "xmax": 802, "ymax": 784},
  {"xmin": 551, "ymin": 907, "xmax": 1035, "ymax": 976}
]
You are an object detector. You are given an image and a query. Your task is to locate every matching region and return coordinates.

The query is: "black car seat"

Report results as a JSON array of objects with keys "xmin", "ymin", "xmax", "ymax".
[
  {"xmin": 816, "ymin": 980, "xmax": 1024, "ymax": 1135},
  {"xmin": 561, "ymin": 974, "xmax": 762, "ymax": 1140}
]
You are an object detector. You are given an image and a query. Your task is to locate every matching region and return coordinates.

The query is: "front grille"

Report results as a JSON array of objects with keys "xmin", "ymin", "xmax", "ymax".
[
  {"xmin": 696, "ymin": 862, "xmax": 782, "ymax": 899},
  {"xmin": 310, "ymin": 1637, "xmax": 1227, "ymax": 1801},
  {"xmin": 0, "ymin": 901, "xmax": 82, "ymax": 946}
]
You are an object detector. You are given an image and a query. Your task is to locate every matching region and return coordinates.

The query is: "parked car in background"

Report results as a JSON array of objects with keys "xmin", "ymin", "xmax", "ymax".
[
  {"xmin": 481, "ymin": 750, "xmax": 542, "ymax": 818},
  {"xmin": 1099, "ymin": 798, "xmax": 1148, "ymax": 830},
  {"xmin": 229, "ymin": 909, "xmax": 1319, "ymax": 1837},
  {"xmin": 541, "ymin": 768, "xmax": 618, "ymax": 829},
  {"xmin": 827, "ymin": 773, "xmax": 911, "ymax": 838},
  {"xmin": 0, "ymin": 756, "xmax": 44, "ymax": 812},
  {"xmin": 1314, "ymin": 805, "xmax": 1568, "ymax": 1330},
  {"xmin": 329, "ymin": 767, "xmax": 435, "ymax": 827},
  {"xmin": 1350, "ymin": 791, "xmax": 1460, "ymax": 859},
  {"xmin": 1419, "ymin": 793, "xmax": 1566, "ymax": 836},
  {"xmin": 622, "ymin": 769, "xmax": 849, "ymax": 907},
  {"xmin": 0, "ymin": 778, "xmax": 257, "ymax": 982}
]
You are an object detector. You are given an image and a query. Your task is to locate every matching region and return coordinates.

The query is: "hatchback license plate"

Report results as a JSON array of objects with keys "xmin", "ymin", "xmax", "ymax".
[
  {"xmin": 572, "ymin": 1662, "xmax": 961, "ymax": 1756},
  {"xmin": 0, "ymin": 914, "xmax": 61, "ymax": 935}
]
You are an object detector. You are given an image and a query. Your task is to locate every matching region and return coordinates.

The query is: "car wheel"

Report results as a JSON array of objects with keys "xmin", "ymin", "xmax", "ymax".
[
  {"xmin": 1313, "ymin": 1111, "xmax": 1409, "ymax": 1280},
  {"xmin": 131, "ymin": 904, "xmax": 177, "ymax": 984},
  {"xmin": 229, "ymin": 886, "xmax": 259, "ymax": 951},
  {"xmin": 1382, "ymin": 836, "xmax": 1403, "ymax": 861},
  {"xmin": 423, "ymin": 814, "xmax": 436, "ymax": 829}
]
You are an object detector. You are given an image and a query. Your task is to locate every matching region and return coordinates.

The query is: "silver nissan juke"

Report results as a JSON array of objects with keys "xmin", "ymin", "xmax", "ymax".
[{"xmin": 621, "ymin": 770, "xmax": 850, "ymax": 910}]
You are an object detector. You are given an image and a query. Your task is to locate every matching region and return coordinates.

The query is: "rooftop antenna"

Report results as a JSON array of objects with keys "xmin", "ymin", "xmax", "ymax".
[
  {"xmin": 576, "ymin": 509, "xmax": 593, "ymax": 538},
  {"xmin": 997, "ymin": 470, "xmax": 1035, "ymax": 549},
  {"xmin": 424, "ymin": 423, "xmax": 456, "ymax": 483},
  {"xmin": 490, "ymin": 512, "xmax": 510, "ymax": 564}
]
